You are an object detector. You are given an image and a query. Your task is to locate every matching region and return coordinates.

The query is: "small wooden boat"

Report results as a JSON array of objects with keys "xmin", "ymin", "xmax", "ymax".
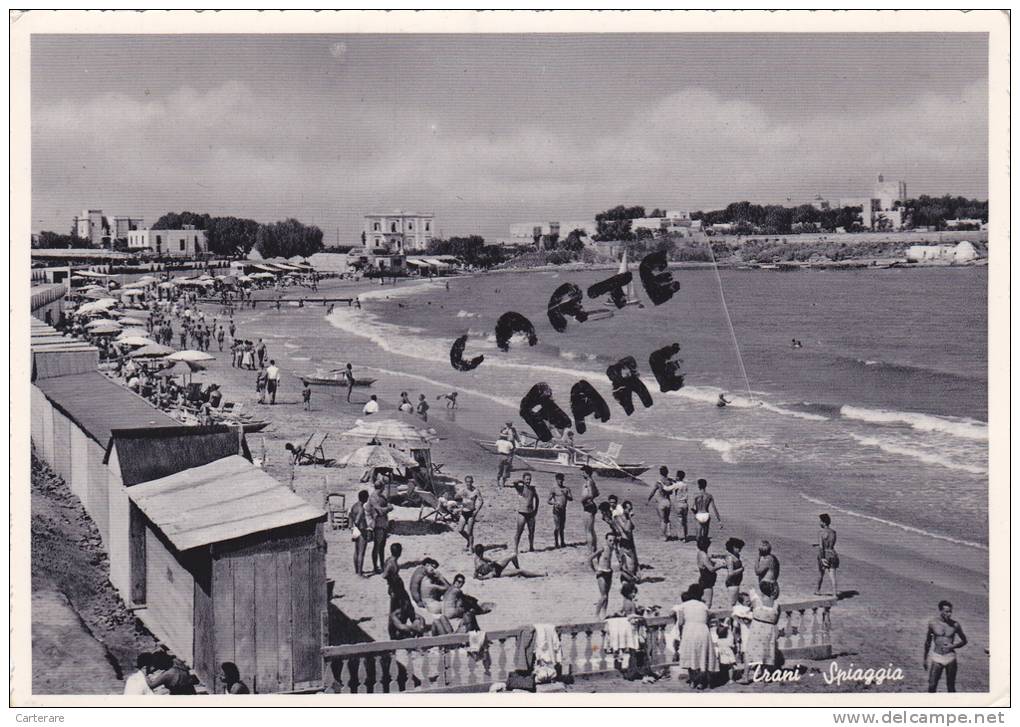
[
  {"xmin": 298, "ymin": 371, "xmax": 377, "ymax": 388},
  {"xmin": 473, "ymin": 436, "xmax": 648, "ymax": 479}
]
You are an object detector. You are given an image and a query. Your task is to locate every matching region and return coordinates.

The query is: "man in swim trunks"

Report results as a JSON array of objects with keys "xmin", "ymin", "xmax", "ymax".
[
  {"xmin": 381, "ymin": 542, "xmax": 403, "ymax": 596},
  {"xmin": 647, "ymin": 466, "xmax": 678, "ymax": 541},
  {"xmin": 615, "ymin": 500, "xmax": 639, "ymax": 583},
  {"xmin": 580, "ymin": 466, "xmax": 600, "ymax": 553},
  {"xmin": 473, "ymin": 545, "xmax": 521, "ymax": 580},
  {"xmin": 547, "ymin": 473, "xmax": 573, "ymax": 548},
  {"xmin": 924, "ymin": 600, "xmax": 968, "ymax": 692},
  {"xmin": 367, "ymin": 479, "xmax": 394, "ymax": 575},
  {"xmin": 692, "ymin": 478, "xmax": 723, "ymax": 539},
  {"xmin": 512, "ymin": 474, "xmax": 539, "ymax": 554},
  {"xmin": 408, "ymin": 558, "xmax": 447, "ymax": 609},
  {"xmin": 590, "ymin": 531, "xmax": 619, "ymax": 619},
  {"xmin": 419, "ymin": 562, "xmax": 454, "ymax": 635},
  {"xmin": 456, "ymin": 476, "xmax": 483, "ymax": 552},
  {"xmin": 442, "ymin": 574, "xmax": 483, "ymax": 632},
  {"xmin": 672, "ymin": 469, "xmax": 690, "ymax": 542}
]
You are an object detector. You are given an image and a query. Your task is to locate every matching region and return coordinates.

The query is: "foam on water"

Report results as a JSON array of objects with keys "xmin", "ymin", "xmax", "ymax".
[
  {"xmin": 849, "ymin": 433, "xmax": 987, "ymax": 475},
  {"xmin": 798, "ymin": 494, "xmax": 988, "ymax": 551},
  {"xmin": 701, "ymin": 437, "xmax": 770, "ymax": 464},
  {"xmin": 841, "ymin": 405, "xmax": 988, "ymax": 441}
]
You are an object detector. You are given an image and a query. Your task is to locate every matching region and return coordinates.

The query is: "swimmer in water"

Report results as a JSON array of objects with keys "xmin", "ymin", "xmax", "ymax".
[
  {"xmin": 791, "ymin": 338, "xmax": 803, "ymax": 349},
  {"xmin": 717, "ymin": 394, "xmax": 731, "ymax": 408}
]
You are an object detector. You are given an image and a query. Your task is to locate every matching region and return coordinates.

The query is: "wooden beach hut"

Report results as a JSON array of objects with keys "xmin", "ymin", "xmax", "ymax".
[{"xmin": 125, "ymin": 455, "xmax": 328, "ymax": 693}]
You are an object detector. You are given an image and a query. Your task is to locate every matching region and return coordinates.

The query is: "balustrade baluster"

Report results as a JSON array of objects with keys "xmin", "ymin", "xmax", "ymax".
[
  {"xmin": 782, "ymin": 610, "xmax": 794, "ymax": 650},
  {"xmin": 495, "ymin": 638, "xmax": 508, "ymax": 681},
  {"xmin": 351, "ymin": 657, "xmax": 363, "ymax": 694},
  {"xmin": 568, "ymin": 632, "xmax": 579, "ymax": 674},
  {"xmin": 797, "ymin": 609, "xmax": 807, "ymax": 650},
  {"xmin": 466, "ymin": 644, "xmax": 478, "ymax": 685},
  {"xmin": 583, "ymin": 629, "xmax": 594, "ymax": 673}
]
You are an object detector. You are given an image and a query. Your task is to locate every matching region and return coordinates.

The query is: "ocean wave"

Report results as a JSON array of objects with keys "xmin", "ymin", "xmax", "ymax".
[
  {"xmin": 701, "ymin": 437, "xmax": 770, "ymax": 464},
  {"xmin": 849, "ymin": 433, "xmax": 987, "ymax": 475},
  {"xmin": 841, "ymin": 405, "xmax": 988, "ymax": 441},
  {"xmin": 456, "ymin": 310, "xmax": 475, "ymax": 318},
  {"xmin": 668, "ymin": 386, "xmax": 829, "ymax": 421},
  {"xmin": 798, "ymin": 494, "xmax": 987, "ymax": 551},
  {"xmin": 283, "ymin": 342, "xmax": 301, "ymax": 349}
]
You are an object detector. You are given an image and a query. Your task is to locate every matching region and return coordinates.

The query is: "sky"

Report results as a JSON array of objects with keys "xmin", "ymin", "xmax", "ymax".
[{"xmin": 31, "ymin": 33, "xmax": 988, "ymax": 242}]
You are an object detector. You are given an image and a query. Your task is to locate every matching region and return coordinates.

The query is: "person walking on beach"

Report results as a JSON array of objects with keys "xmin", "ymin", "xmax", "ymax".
[
  {"xmin": 302, "ymin": 381, "xmax": 312, "ymax": 411},
  {"xmin": 344, "ymin": 363, "xmax": 355, "ymax": 402},
  {"xmin": 672, "ymin": 469, "xmax": 691, "ymax": 542},
  {"xmin": 495, "ymin": 432, "xmax": 514, "ymax": 488},
  {"xmin": 924, "ymin": 600, "xmax": 968, "ymax": 692},
  {"xmin": 265, "ymin": 359, "xmax": 281, "ymax": 404},
  {"xmin": 228, "ymin": 319, "xmax": 235, "ymax": 339},
  {"xmin": 256, "ymin": 338, "xmax": 267, "ymax": 367},
  {"xmin": 548, "ymin": 473, "xmax": 573, "ymax": 548},
  {"xmin": 692, "ymin": 479, "xmax": 723, "ymax": 539},
  {"xmin": 512, "ymin": 473, "xmax": 539, "ymax": 554},
  {"xmin": 367, "ymin": 479, "xmax": 394, "ymax": 575},
  {"xmin": 580, "ymin": 466, "xmax": 600, "ymax": 553},
  {"xmin": 814, "ymin": 513, "xmax": 840, "ymax": 596},
  {"xmin": 216, "ymin": 327, "xmax": 225, "ymax": 352},
  {"xmin": 350, "ymin": 490, "xmax": 370, "ymax": 576},
  {"xmin": 255, "ymin": 364, "xmax": 268, "ymax": 404},
  {"xmin": 590, "ymin": 531, "xmax": 620, "ymax": 620},
  {"xmin": 416, "ymin": 394, "xmax": 430, "ymax": 422},
  {"xmin": 456, "ymin": 476, "xmax": 483, "ymax": 552},
  {"xmin": 755, "ymin": 540, "xmax": 781, "ymax": 599},
  {"xmin": 648, "ymin": 466, "xmax": 678, "ymax": 542},
  {"xmin": 363, "ymin": 394, "xmax": 380, "ymax": 416}
]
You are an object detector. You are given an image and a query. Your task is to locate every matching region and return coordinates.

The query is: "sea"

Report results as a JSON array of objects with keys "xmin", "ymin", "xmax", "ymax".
[{"xmin": 326, "ymin": 266, "xmax": 989, "ymax": 550}]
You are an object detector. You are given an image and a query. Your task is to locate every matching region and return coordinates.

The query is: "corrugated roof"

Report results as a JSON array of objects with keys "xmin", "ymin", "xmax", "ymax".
[
  {"xmin": 129, "ymin": 456, "xmax": 325, "ymax": 551},
  {"xmin": 105, "ymin": 426, "xmax": 252, "ymax": 485},
  {"xmin": 34, "ymin": 372, "xmax": 179, "ymax": 446}
]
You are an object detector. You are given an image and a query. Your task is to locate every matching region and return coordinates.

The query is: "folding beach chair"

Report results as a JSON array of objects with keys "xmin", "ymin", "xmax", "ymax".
[{"xmin": 289, "ymin": 432, "xmax": 335, "ymax": 466}]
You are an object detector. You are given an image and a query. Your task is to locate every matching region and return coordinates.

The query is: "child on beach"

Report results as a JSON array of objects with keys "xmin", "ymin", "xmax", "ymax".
[{"xmin": 416, "ymin": 394, "xmax": 430, "ymax": 422}]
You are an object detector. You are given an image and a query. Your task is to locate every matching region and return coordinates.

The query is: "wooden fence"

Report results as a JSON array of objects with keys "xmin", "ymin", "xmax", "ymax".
[{"xmin": 320, "ymin": 598, "xmax": 834, "ymax": 694}]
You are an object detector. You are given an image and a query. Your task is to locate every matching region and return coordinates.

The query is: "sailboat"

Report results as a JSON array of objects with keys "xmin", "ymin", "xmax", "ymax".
[{"xmin": 606, "ymin": 247, "xmax": 644, "ymax": 308}]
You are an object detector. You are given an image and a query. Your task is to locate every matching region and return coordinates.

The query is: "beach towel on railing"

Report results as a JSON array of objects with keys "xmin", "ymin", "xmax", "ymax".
[
  {"xmin": 533, "ymin": 624, "xmax": 563, "ymax": 666},
  {"xmin": 604, "ymin": 617, "xmax": 642, "ymax": 653}
]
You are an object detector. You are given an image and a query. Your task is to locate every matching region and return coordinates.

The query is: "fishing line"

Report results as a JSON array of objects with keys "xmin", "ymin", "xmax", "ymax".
[{"xmin": 705, "ymin": 238, "xmax": 756, "ymax": 404}]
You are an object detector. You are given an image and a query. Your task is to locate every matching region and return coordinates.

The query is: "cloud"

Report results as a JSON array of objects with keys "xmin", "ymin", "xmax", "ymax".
[{"xmin": 31, "ymin": 79, "xmax": 987, "ymax": 237}]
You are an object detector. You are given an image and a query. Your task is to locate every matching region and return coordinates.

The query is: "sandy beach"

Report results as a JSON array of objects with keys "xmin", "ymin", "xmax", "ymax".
[{"xmin": 184, "ymin": 275, "xmax": 990, "ymax": 694}]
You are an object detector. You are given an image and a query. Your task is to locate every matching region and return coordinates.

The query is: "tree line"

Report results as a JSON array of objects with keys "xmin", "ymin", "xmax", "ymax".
[{"xmin": 152, "ymin": 212, "xmax": 323, "ymax": 258}]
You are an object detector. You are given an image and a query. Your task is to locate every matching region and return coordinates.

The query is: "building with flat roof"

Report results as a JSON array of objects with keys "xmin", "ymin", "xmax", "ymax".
[
  {"xmin": 127, "ymin": 225, "xmax": 208, "ymax": 257},
  {"xmin": 74, "ymin": 209, "xmax": 144, "ymax": 247},
  {"xmin": 363, "ymin": 211, "xmax": 435, "ymax": 253}
]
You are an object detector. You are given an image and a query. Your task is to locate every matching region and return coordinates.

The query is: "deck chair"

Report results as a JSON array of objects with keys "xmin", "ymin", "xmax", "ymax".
[
  {"xmin": 416, "ymin": 489, "xmax": 458, "ymax": 523},
  {"xmin": 325, "ymin": 493, "xmax": 349, "ymax": 529},
  {"xmin": 595, "ymin": 441, "xmax": 622, "ymax": 463},
  {"xmin": 290, "ymin": 432, "xmax": 335, "ymax": 466}
]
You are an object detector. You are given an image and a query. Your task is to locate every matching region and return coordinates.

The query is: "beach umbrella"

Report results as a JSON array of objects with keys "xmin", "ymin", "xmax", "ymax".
[
  {"xmin": 341, "ymin": 418, "xmax": 438, "ymax": 447},
  {"xmin": 155, "ymin": 360, "xmax": 193, "ymax": 378},
  {"xmin": 87, "ymin": 322, "xmax": 122, "ymax": 335},
  {"xmin": 117, "ymin": 335, "xmax": 157, "ymax": 347},
  {"xmin": 339, "ymin": 444, "xmax": 420, "ymax": 470},
  {"xmin": 130, "ymin": 343, "xmax": 175, "ymax": 358},
  {"xmin": 158, "ymin": 281, "xmax": 176, "ymax": 289},
  {"xmin": 86, "ymin": 318, "xmax": 122, "ymax": 330},
  {"xmin": 116, "ymin": 316, "xmax": 147, "ymax": 326},
  {"xmin": 120, "ymin": 288, "xmax": 145, "ymax": 298},
  {"xmin": 83, "ymin": 288, "xmax": 113, "ymax": 300},
  {"xmin": 117, "ymin": 327, "xmax": 150, "ymax": 338},
  {"xmin": 168, "ymin": 350, "xmax": 215, "ymax": 363}
]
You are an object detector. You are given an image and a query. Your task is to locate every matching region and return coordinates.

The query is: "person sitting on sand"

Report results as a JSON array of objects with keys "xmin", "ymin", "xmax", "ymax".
[
  {"xmin": 389, "ymin": 587, "xmax": 429, "ymax": 641},
  {"xmin": 408, "ymin": 558, "xmax": 448, "ymax": 607},
  {"xmin": 219, "ymin": 662, "xmax": 250, "ymax": 695},
  {"xmin": 473, "ymin": 545, "xmax": 520, "ymax": 580},
  {"xmin": 363, "ymin": 394, "xmax": 379, "ymax": 416},
  {"xmin": 442, "ymin": 574, "xmax": 485, "ymax": 632},
  {"xmin": 814, "ymin": 513, "xmax": 840, "ymax": 596},
  {"xmin": 436, "ymin": 391, "xmax": 458, "ymax": 409}
]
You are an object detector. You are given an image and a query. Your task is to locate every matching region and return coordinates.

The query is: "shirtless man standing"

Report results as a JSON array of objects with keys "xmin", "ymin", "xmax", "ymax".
[
  {"xmin": 692, "ymin": 478, "xmax": 723, "ymax": 539},
  {"xmin": 672, "ymin": 469, "xmax": 691, "ymax": 542},
  {"xmin": 512, "ymin": 474, "xmax": 539, "ymax": 554},
  {"xmin": 580, "ymin": 466, "xmax": 600, "ymax": 553},
  {"xmin": 615, "ymin": 501, "xmax": 639, "ymax": 583},
  {"xmin": 456, "ymin": 476, "xmax": 483, "ymax": 552},
  {"xmin": 547, "ymin": 473, "xmax": 573, "ymax": 548},
  {"xmin": 590, "ymin": 532, "xmax": 619, "ymax": 620},
  {"xmin": 647, "ymin": 466, "xmax": 678, "ymax": 541},
  {"xmin": 924, "ymin": 600, "xmax": 968, "ymax": 692}
]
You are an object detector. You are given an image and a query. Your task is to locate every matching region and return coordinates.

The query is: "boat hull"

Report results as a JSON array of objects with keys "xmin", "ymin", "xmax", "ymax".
[{"xmin": 300, "ymin": 376, "xmax": 376, "ymax": 387}]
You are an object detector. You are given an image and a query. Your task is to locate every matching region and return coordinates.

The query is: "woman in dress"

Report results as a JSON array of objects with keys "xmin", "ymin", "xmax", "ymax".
[
  {"xmin": 740, "ymin": 581, "xmax": 781, "ymax": 683},
  {"xmin": 676, "ymin": 583, "xmax": 719, "ymax": 690},
  {"xmin": 696, "ymin": 536, "xmax": 727, "ymax": 609},
  {"xmin": 724, "ymin": 537, "xmax": 746, "ymax": 606},
  {"xmin": 755, "ymin": 540, "xmax": 781, "ymax": 600},
  {"xmin": 815, "ymin": 513, "xmax": 840, "ymax": 596}
]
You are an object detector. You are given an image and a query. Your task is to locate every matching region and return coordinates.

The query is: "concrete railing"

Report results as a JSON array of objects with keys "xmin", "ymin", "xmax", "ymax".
[{"xmin": 320, "ymin": 598, "xmax": 834, "ymax": 693}]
